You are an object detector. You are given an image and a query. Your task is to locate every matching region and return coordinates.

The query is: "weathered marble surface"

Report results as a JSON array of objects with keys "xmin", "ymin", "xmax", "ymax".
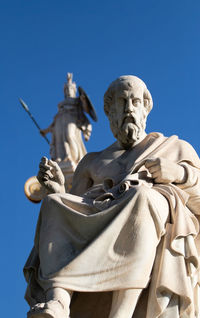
[{"xmin": 24, "ymin": 76, "xmax": 200, "ymax": 318}]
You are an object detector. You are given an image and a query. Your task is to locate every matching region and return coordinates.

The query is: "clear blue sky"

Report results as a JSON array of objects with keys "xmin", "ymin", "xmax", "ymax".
[{"xmin": 1, "ymin": 0, "xmax": 200, "ymax": 317}]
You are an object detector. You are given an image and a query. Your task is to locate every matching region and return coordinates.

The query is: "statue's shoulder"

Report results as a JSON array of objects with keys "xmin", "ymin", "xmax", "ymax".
[
  {"xmin": 163, "ymin": 133, "xmax": 200, "ymax": 166},
  {"xmin": 172, "ymin": 135, "xmax": 196, "ymax": 152},
  {"xmin": 75, "ymin": 151, "xmax": 101, "ymax": 174},
  {"xmin": 85, "ymin": 141, "xmax": 119, "ymax": 158},
  {"xmin": 153, "ymin": 132, "xmax": 195, "ymax": 151},
  {"xmin": 78, "ymin": 142, "xmax": 118, "ymax": 173},
  {"xmin": 150, "ymin": 132, "xmax": 199, "ymax": 163},
  {"xmin": 82, "ymin": 151, "xmax": 101, "ymax": 163},
  {"xmin": 97, "ymin": 141, "xmax": 120, "ymax": 154}
]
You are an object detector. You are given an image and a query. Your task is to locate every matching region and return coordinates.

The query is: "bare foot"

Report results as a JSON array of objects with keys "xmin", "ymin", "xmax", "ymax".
[{"xmin": 27, "ymin": 300, "xmax": 68, "ymax": 318}]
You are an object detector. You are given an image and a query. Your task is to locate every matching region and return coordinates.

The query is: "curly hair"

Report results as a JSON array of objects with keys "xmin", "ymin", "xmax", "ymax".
[{"xmin": 104, "ymin": 75, "xmax": 153, "ymax": 116}]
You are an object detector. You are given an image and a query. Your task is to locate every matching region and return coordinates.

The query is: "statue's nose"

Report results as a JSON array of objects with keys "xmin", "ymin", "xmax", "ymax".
[{"xmin": 125, "ymin": 99, "xmax": 134, "ymax": 113}]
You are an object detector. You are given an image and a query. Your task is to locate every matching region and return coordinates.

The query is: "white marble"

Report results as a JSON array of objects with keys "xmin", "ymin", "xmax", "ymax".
[{"xmin": 25, "ymin": 76, "xmax": 200, "ymax": 318}]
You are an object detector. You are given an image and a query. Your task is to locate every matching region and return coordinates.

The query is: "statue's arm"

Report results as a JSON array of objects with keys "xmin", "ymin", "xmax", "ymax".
[
  {"xmin": 145, "ymin": 157, "xmax": 187, "ymax": 184},
  {"xmin": 175, "ymin": 163, "xmax": 200, "ymax": 214},
  {"xmin": 179, "ymin": 166, "xmax": 200, "ymax": 193},
  {"xmin": 145, "ymin": 157, "xmax": 200, "ymax": 195},
  {"xmin": 70, "ymin": 152, "xmax": 98, "ymax": 196},
  {"xmin": 40, "ymin": 120, "xmax": 55, "ymax": 136},
  {"xmin": 145, "ymin": 140, "xmax": 200, "ymax": 214},
  {"xmin": 173, "ymin": 140, "xmax": 200, "ymax": 198}
]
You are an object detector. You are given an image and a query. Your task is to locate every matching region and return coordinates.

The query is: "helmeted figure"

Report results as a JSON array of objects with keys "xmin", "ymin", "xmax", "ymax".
[{"xmin": 40, "ymin": 73, "xmax": 97, "ymax": 170}]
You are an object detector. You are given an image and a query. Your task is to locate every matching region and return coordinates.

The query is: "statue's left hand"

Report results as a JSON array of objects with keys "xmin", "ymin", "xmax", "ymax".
[
  {"xmin": 145, "ymin": 157, "xmax": 187, "ymax": 184},
  {"xmin": 37, "ymin": 157, "xmax": 65, "ymax": 194},
  {"xmin": 40, "ymin": 129, "xmax": 46, "ymax": 136}
]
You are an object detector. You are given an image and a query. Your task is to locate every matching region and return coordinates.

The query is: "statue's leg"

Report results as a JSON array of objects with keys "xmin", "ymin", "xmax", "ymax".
[
  {"xmin": 108, "ymin": 289, "xmax": 142, "ymax": 318},
  {"xmin": 46, "ymin": 288, "xmax": 73, "ymax": 315},
  {"xmin": 64, "ymin": 123, "xmax": 82, "ymax": 163},
  {"xmin": 108, "ymin": 186, "xmax": 170, "ymax": 318},
  {"xmin": 28, "ymin": 288, "xmax": 73, "ymax": 318}
]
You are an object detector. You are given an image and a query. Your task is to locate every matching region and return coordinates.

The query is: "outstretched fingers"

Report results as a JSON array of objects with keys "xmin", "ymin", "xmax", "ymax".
[
  {"xmin": 48, "ymin": 159, "xmax": 65, "ymax": 185},
  {"xmin": 37, "ymin": 157, "xmax": 53, "ymax": 184},
  {"xmin": 37, "ymin": 157, "xmax": 66, "ymax": 194}
]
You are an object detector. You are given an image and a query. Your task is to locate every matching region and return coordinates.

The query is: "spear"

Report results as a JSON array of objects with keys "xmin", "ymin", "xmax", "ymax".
[{"xmin": 19, "ymin": 98, "xmax": 50, "ymax": 144}]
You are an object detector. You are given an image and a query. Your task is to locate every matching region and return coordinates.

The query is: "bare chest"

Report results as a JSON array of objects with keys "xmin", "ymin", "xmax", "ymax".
[{"xmin": 89, "ymin": 150, "xmax": 139, "ymax": 184}]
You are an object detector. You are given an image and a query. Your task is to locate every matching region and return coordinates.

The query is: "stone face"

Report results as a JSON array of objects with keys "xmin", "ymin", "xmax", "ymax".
[{"xmin": 24, "ymin": 75, "xmax": 200, "ymax": 318}]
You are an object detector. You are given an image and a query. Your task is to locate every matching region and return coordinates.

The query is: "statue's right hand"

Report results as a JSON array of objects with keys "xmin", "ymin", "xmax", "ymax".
[
  {"xmin": 37, "ymin": 157, "xmax": 65, "ymax": 194},
  {"xmin": 40, "ymin": 129, "xmax": 46, "ymax": 136}
]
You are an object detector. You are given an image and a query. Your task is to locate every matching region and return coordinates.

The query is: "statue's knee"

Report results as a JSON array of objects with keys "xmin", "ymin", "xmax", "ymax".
[
  {"xmin": 134, "ymin": 185, "xmax": 153, "ymax": 201},
  {"xmin": 133, "ymin": 185, "xmax": 169, "ymax": 222}
]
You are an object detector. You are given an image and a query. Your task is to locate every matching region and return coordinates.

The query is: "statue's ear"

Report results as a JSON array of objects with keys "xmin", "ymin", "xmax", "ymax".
[
  {"xmin": 144, "ymin": 99, "xmax": 149, "ymax": 110},
  {"xmin": 143, "ymin": 88, "xmax": 153, "ymax": 113},
  {"xmin": 143, "ymin": 98, "xmax": 153, "ymax": 113}
]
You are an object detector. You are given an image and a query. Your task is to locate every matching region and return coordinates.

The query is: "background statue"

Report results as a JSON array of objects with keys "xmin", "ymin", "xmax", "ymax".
[
  {"xmin": 40, "ymin": 72, "xmax": 97, "ymax": 170},
  {"xmin": 23, "ymin": 73, "xmax": 98, "ymax": 201},
  {"xmin": 24, "ymin": 75, "xmax": 200, "ymax": 318}
]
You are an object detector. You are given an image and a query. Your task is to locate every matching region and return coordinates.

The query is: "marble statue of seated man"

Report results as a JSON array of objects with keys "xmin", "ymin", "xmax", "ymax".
[{"xmin": 24, "ymin": 75, "xmax": 200, "ymax": 318}]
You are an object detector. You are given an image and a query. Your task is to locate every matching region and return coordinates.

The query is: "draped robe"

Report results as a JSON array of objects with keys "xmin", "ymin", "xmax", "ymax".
[
  {"xmin": 24, "ymin": 133, "xmax": 200, "ymax": 318},
  {"xmin": 49, "ymin": 97, "xmax": 87, "ymax": 163}
]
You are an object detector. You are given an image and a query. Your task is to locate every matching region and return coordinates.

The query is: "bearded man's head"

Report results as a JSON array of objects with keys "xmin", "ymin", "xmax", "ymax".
[{"xmin": 104, "ymin": 75, "xmax": 153, "ymax": 148}]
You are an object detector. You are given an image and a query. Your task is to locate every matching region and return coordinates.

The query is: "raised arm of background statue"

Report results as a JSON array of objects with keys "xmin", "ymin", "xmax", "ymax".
[
  {"xmin": 37, "ymin": 157, "xmax": 66, "ymax": 194},
  {"xmin": 40, "ymin": 126, "xmax": 52, "ymax": 136},
  {"xmin": 40, "ymin": 121, "xmax": 55, "ymax": 136}
]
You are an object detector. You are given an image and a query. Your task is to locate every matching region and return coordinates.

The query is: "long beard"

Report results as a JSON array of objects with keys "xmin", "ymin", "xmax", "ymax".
[{"xmin": 110, "ymin": 115, "xmax": 146, "ymax": 148}]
